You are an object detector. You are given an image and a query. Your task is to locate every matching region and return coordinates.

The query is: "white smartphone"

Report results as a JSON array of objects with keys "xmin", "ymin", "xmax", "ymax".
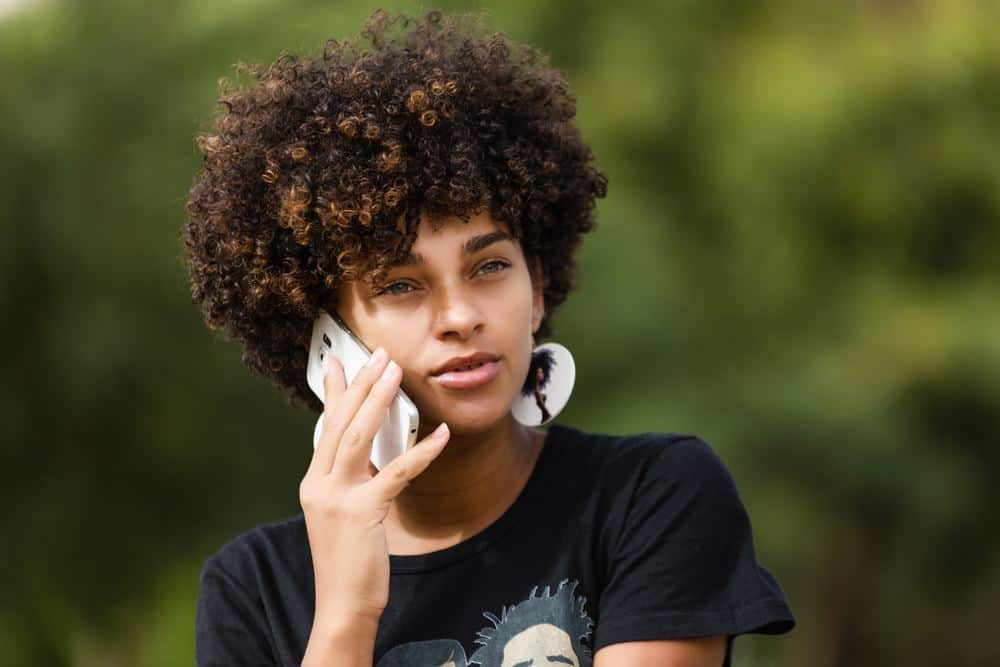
[{"xmin": 306, "ymin": 308, "xmax": 419, "ymax": 470}]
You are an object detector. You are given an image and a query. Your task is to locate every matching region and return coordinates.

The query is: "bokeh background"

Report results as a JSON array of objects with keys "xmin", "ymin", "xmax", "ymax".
[{"xmin": 3, "ymin": 0, "xmax": 998, "ymax": 665}]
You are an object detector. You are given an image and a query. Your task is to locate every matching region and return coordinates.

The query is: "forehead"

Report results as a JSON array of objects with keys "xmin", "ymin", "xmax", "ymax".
[
  {"xmin": 394, "ymin": 210, "xmax": 519, "ymax": 267},
  {"xmin": 411, "ymin": 210, "xmax": 512, "ymax": 249}
]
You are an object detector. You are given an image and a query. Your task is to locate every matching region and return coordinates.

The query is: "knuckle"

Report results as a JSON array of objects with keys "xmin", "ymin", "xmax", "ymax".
[
  {"xmin": 299, "ymin": 480, "xmax": 368, "ymax": 520},
  {"xmin": 365, "ymin": 361, "xmax": 384, "ymax": 382},
  {"xmin": 342, "ymin": 428, "xmax": 363, "ymax": 448},
  {"xmin": 298, "ymin": 478, "xmax": 319, "ymax": 506},
  {"xmin": 387, "ymin": 460, "xmax": 409, "ymax": 481},
  {"xmin": 341, "ymin": 381, "xmax": 369, "ymax": 407},
  {"xmin": 320, "ymin": 496, "xmax": 346, "ymax": 517},
  {"xmin": 354, "ymin": 363, "xmax": 380, "ymax": 387},
  {"xmin": 362, "ymin": 359, "xmax": 395, "ymax": 391},
  {"xmin": 324, "ymin": 494, "xmax": 369, "ymax": 522},
  {"xmin": 378, "ymin": 373, "xmax": 401, "ymax": 398}
]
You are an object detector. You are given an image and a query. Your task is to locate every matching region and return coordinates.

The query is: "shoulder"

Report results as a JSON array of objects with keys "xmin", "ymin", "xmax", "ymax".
[
  {"xmin": 195, "ymin": 516, "xmax": 308, "ymax": 662},
  {"xmin": 550, "ymin": 424, "xmax": 748, "ymax": 538},
  {"xmin": 639, "ymin": 432, "xmax": 740, "ymax": 498},
  {"xmin": 623, "ymin": 432, "xmax": 748, "ymax": 528},
  {"xmin": 551, "ymin": 423, "xmax": 733, "ymax": 492},
  {"xmin": 549, "ymin": 421, "xmax": 696, "ymax": 461},
  {"xmin": 200, "ymin": 513, "xmax": 309, "ymax": 584}
]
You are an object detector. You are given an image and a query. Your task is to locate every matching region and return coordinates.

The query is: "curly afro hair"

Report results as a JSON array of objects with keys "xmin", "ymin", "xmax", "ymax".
[{"xmin": 182, "ymin": 9, "xmax": 608, "ymax": 414}]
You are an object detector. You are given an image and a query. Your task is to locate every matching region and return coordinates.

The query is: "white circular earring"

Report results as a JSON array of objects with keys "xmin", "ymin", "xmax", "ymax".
[{"xmin": 512, "ymin": 342, "xmax": 575, "ymax": 426}]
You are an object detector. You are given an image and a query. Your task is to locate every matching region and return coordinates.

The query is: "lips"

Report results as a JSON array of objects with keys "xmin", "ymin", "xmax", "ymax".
[
  {"xmin": 431, "ymin": 359, "xmax": 501, "ymax": 390},
  {"xmin": 450, "ymin": 360, "xmax": 488, "ymax": 372},
  {"xmin": 431, "ymin": 352, "xmax": 501, "ymax": 377}
]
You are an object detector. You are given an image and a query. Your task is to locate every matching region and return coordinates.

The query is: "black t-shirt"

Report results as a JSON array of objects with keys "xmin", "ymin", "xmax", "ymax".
[{"xmin": 195, "ymin": 422, "xmax": 795, "ymax": 666}]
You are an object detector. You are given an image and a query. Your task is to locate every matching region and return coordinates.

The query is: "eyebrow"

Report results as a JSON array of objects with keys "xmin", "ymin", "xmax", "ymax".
[{"xmin": 391, "ymin": 230, "xmax": 515, "ymax": 267}]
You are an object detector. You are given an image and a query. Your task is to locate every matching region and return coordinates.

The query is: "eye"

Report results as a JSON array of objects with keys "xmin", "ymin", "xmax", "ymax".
[
  {"xmin": 476, "ymin": 259, "xmax": 511, "ymax": 276},
  {"xmin": 377, "ymin": 281, "xmax": 415, "ymax": 297},
  {"xmin": 375, "ymin": 260, "xmax": 511, "ymax": 298}
]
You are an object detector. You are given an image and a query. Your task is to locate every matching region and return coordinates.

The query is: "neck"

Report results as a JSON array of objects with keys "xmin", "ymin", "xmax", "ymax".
[{"xmin": 385, "ymin": 415, "xmax": 545, "ymax": 546}]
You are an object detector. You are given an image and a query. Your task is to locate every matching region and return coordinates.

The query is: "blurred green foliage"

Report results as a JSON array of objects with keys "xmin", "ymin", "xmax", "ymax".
[{"xmin": 2, "ymin": 0, "xmax": 998, "ymax": 665}]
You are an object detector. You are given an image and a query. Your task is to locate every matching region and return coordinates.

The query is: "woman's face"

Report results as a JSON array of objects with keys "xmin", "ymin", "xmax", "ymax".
[{"xmin": 335, "ymin": 210, "xmax": 544, "ymax": 436}]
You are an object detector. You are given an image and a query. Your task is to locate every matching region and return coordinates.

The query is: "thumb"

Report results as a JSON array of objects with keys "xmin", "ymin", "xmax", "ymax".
[{"xmin": 367, "ymin": 423, "xmax": 450, "ymax": 504}]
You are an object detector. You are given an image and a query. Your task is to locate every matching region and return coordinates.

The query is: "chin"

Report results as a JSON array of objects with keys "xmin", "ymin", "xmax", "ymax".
[
  {"xmin": 415, "ymin": 391, "xmax": 514, "ymax": 437},
  {"xmin": 408, "ymin": 366, "xmax": 527, "ymax": 434}
]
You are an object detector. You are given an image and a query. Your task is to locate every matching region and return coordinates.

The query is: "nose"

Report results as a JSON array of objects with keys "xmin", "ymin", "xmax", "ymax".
[{"xmin": 433, "ymin": 282, "xmax": 484, "ymax": 341}]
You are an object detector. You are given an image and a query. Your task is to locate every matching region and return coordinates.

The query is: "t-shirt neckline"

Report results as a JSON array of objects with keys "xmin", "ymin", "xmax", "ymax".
[{"xmin": 388, "ymin": 422, "xmax": 568, "ymax": 575}]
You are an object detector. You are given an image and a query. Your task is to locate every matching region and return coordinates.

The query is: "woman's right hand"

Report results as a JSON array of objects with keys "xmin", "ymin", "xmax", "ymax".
[{"xmin": 299, "ymin": 347, "xmax": 450, "ymax": 628}]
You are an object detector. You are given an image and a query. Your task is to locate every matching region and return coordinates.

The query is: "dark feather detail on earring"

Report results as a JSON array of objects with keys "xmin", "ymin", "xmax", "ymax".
[{"xmin": 521, "ymin": 347, "xmax": 556, "ymax": 396}]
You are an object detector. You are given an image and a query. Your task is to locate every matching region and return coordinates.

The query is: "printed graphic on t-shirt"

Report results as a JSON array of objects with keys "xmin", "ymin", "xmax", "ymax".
[{"xmin": 376, "ymin": 579, "xmax": 594, "ymax": 667}]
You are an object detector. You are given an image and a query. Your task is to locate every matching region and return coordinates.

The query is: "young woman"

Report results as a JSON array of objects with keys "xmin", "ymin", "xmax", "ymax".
[{"xmin": 184, "ymin": 10, "xmax": 795, "ymax": 666}]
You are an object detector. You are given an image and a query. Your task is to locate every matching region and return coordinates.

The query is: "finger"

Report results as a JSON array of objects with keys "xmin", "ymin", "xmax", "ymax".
[
  {"xmin": 315, "ymin": 347, "xmax": 389, "ymax": 475},
  {"xmin": 307, "ymin": 354, "xmax": 348, "ymax": 476},
  {"xmin": 366, "ymin": 423, "xmax": 450, "ymax": 505},
  {"xmin": 330, "ymin": 358, "xmax": 403, "ymax": 481},
  {"xmin": 311, "ymin": 347, "xmax": 389, "ymax": 476}
]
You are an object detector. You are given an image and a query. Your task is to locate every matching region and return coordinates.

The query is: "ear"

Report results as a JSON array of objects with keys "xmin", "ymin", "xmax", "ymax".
[{"xmin": 530, "ymin": 256, "xmax": 546, "ymax": 335}]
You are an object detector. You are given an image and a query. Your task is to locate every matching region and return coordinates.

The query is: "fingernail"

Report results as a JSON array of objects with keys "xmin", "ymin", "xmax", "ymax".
[
  {"xmin": 367, "ymin": 347, "xmax": 387, "ymax": 367},
  {"xmin": 433, "ymin": 422, "xmax": 449, "ymax": 438},
  {"xmin": 380, "ymin": 360, "xmax": 400, "ymax": 382}
]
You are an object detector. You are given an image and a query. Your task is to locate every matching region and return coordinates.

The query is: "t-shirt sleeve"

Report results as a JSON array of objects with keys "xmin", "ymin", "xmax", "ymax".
[
  {"xmin": 593, "ymin": 436, "xmax": 796, "ymax": 652},
  {"xmin": 195, "ymin": 550, "xmax": 277, "ymax": 666}
]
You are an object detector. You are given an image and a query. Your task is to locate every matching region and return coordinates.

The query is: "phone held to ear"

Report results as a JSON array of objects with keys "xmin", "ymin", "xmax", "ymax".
[{"xmin": 306, "ymin": 308, "xmax": 420, "ymax": 471}]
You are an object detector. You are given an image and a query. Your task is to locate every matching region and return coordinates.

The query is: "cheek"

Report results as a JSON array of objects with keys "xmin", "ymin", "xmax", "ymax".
[
  {"xmin": 504, "ymin": 267, "xmax": 537, "ymax": 325},
  {"xmin": 375, "ymin": 331, "xmax": 420, "ymax": 370},
  {"xmin": 507, "ymin": 309, "xmax": 536, "ymax": 387},
  {"xmin": 345, "ymin": 313, "xmax": 420, "ymax": 376}
]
